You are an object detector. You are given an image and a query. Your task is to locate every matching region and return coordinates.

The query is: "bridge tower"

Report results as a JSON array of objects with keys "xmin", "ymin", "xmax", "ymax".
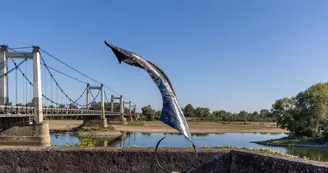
[
  {"xmin": 131, "ymin": 104, "xmax": 138, "ymax": 120},
  {"xmin": 123, "ymin": 101, "xmax": 133, "ymax": 122},
  {"xmin": 110, "ymin": 95, "xmax": 127, "ymax": 124},
  {"xmin": 84, "ymin": 84, "xmax": 108, "ymax": 127},
  {"xmin": 0, "ymin": 45, "xmax": 50, "ymax": 146}
]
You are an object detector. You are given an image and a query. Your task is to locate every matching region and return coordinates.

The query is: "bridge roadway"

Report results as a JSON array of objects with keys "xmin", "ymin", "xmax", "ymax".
[{"xmin": 0, "ymin": 105, "xmax": 129, "ymax": 117}]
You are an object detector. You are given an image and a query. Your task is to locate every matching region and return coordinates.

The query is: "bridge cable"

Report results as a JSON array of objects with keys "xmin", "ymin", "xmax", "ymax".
[
  {"xmin": 39, "ymin": 48, "xmax": 133, "ymax": 103},
  {"xmin": 40, "ymin": 53, "xmax": 88, "ymax": 106},
  {"xmin": 0, "ymin": 59, "xmax": 27, "ymax": 78},
  {"xmin": 40, "ymin": 63, "xmax": 88, "ymax": 84},
  {"xmin": 104, "ymin": 90, "xmax": 109, "ymax": 103},
  {"xmin": 7, "ymin": 46, "xmax": 32, "ymax": 50},
  {"xmin": 90, "ymin": 90, "xmax": 96, "ymax": 100},
  {"xmin": 16, "ymin": 66, "xmax": 99, "ymax": 107},
  {"xmin": 8, "ymin": 47, "xmax": 125, "ymax": 107},
  {"xmin": 8, "ymin": 47, "xmax": 81, "ymax": 106}
]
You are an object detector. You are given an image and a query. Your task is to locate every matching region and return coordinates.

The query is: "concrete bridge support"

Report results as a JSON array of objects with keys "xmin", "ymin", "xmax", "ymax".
[
  {"xmin": 131, "ymin": 104, "xmax": 137, "ymax": 120},
  {"xmin": 83, "ymin": 85, "xmax": 108, "ymax": 127},
  {"xmin": 0, "ymin": 46, "xmax": 50, "ymax": 146},
  {"xmin": 109, "ymin": 95, "xmax": 127, "ymax": 124},
  {"xmin": 123, "ymin": 100, "xmax": 133, "ymax": 122}
]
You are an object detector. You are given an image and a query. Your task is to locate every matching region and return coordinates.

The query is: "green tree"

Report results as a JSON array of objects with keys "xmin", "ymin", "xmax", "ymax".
[
  {"xmin": 271, "ymin": 82, "xmax": 328, "ymax": 137},
  {"xmin": 26, "ymin": 98, "xmax": 36, "ymax": 107},
  {"xmin": 260, "ymin": 109, "xmax": 271, "ymax": 121},
  {"xmin": 294, "ymin": 83, "xmax": 328, "ymax": 136},
  {"xmin": 142, "ymin": 105, "xmax": 156, "ymax": 121},
  {"xmin": 155, "ymin": 110, "xmax": 162, "ymax": 120},
  {"xmin": 239, "ymin": 111, "xmax": 248, "ymax": 124},
  {"xmin": 195, "ymin": 107, "xmax": 211, "ymax": 118},
  {"xmin": 213, "ymin": 110, "xmax": 227, "ymax": 121},
  {"xmin": 271, "ymin": 97, "xmax": 295, "ymax": 131},
  {"xmin": 58, "ymin": 104, "xmax": 65, "ymax": 108},
  {"xmin": 183, "ymin": 104, "xmax": 195, "ymax": 117},
  {"xmin": 69, "ymin": 103, "xmax": 78, "ymax": 109}
]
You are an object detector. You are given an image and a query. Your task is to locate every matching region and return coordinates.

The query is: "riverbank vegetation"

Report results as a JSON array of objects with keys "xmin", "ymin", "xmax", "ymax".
[
  {"xmin": 253, "ymin": 82, "xmax": 328, "ymax": 147},
  {"xmin": 253, "ymin": 136, "xmax": 328, "ymax": 147},
  {"xmin": 271, "ymin": 82, "xmax": 328, "ymax": 138},
  {"xmin": 140, "ymin": 104, "xmax": 275, "ymax": 123},
  {"xmin": 140, "ymin": 82, "xmax": 328, "ymax": 146},
  {"xmin": 78, "ymin": 125, "xmax": 116, "ymax": 132}
]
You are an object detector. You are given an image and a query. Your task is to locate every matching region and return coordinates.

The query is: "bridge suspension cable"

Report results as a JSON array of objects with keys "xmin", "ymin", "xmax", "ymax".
[
  {"xmin": 15, "ymin": 64, "xmax": 100, "ymax": 107},
  {"xmin": 39, "ymin": 48, "xmax": 134, "ymax": 103},
  {"xmin": 40, "ymin": 63, "xmax": 88, "ymax": 85},
  {"xmin": 40, "ymin": 53, "xmax": 87, "ymax": 106},
  {"xmin": 7, "ymin": 47, "xmax": 96, "ymax": 107},
  {"xmin": 6, "ymin": 46, "xmax": 135, "ymax": 107},
  {"xmin": 0, "ymin": 59, "xmax": 27, "ymax": 78}
]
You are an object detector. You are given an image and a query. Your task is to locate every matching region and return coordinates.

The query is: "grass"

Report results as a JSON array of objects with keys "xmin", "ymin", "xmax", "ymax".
[
  {"xmin": 255, "ymin": 136, "xmax": 328, "ymax": 146},
  {"xmin": 78, "ymin": 125, "xmax": 116, "ymax": 132}
]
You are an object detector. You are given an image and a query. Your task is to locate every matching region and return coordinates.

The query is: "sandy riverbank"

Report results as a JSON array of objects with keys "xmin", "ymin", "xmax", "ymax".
[{"xmin": 46, "ymin": 120, "xmax": 288, "ymax": 133}]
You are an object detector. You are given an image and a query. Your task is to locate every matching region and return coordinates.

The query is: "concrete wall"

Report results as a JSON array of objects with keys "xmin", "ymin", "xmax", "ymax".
[
  {"xmin": 0, "ymin": 147, "xmax": 326, "ymax": 173},
  {"xmin": 0, "ymin": 122, "xmax": 50, "ymax": 146}
]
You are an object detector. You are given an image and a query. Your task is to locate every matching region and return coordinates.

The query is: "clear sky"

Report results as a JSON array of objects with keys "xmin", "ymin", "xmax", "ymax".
[{"xmin": 1, "ymin": 0, "xmax": 328, "ymax": 113}]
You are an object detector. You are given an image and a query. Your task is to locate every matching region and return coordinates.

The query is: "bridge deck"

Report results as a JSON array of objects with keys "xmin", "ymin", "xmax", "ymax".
[{"xmin": 0, "ymin": 105, "xmax": 134, "ymax": 117}]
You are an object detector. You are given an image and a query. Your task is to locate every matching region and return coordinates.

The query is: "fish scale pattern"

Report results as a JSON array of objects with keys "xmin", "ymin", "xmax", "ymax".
[{"xmin": 106, "ymin": 42, "xmax": 192, "ymax": 141}]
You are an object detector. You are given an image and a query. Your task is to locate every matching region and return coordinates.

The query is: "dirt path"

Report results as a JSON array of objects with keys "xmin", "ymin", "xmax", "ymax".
[
  {"xmin": 46, "ymin": 120, "xmax": 83, "ymax": 131},
  {"xmin": 47, "ymin": 120, "xmax": 288, "ymax": 133}
]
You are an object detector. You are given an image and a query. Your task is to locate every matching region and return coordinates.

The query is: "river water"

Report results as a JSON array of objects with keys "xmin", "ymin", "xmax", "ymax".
[{"xmin": 50, "ymin": 132, "xmax": 328, "ymax": 162}]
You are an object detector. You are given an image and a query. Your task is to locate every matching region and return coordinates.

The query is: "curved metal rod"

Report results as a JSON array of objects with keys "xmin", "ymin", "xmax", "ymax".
[{"xmin": 155, "ymin": 136, "xmax": 198, "ymax": 173}]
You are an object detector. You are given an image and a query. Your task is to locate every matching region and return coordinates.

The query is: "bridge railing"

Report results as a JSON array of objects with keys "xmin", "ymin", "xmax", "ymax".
[{"xmin": 0, "ymin": 105, "xmax": 126, "ymax": 117}]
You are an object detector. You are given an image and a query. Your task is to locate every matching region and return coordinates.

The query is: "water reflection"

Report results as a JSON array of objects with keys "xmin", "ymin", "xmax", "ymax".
[{"xmin": 50, "ymin": 132, "xmax": 328, "ymax": 162}]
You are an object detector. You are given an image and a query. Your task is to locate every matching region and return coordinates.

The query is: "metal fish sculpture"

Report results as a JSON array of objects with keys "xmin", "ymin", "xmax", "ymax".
[{"xmin": 104, "ymin": 41, "xmax": 192, "ymax": 141}]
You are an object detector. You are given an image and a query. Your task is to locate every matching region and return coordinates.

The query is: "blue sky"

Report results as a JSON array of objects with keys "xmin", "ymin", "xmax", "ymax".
[{"xmin": 1, "ymin": 0, "xmax": 328, "ymax": 113}]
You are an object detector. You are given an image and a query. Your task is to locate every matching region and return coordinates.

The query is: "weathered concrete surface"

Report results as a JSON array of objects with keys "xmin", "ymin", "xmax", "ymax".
[
  {"xmin": 107, "ymin": 115, "xmax": 128, "ymax": 125},
  {"xmin": 83, "ymin": 117, "xmax": 108, "ymax": 127},
  {"xmin": 0, "ymin": 147, "xmax": 327, "ymax": 173},
  {"xmin": 0, "ymin": 122, "xmax": 50, "ymax": 146}
]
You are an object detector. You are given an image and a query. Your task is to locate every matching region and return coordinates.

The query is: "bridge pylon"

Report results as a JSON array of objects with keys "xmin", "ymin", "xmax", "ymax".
[
  {"xmin": 84, "ymin": 84, "xmax": 108, "ymax": 127},
  {"xmin": 0, "ymin": 45, "xmax": 50, "ymax": 146},
  {"xmin": 109, "ymin": 95, "xmax": 127, "ymax": 124},
  {"xmin": 124, "ymin": 100, "xmax": 133, "ymax": 122}
]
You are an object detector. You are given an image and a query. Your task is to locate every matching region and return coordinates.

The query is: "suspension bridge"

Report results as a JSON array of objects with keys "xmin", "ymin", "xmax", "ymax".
[{"xmin": 0, "ymin": 45, "xmax": 138, "ymax": 146}]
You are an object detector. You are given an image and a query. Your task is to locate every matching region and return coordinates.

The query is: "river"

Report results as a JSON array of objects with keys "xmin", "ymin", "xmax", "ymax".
[{"xmin": 50, "ymin": 132, "xmax": 328, "ymax": 162}]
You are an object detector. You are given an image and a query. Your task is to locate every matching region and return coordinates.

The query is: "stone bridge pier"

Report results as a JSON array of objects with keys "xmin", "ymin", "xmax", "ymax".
[{"xmin": 0, "ymin": 46, "xmax": 50, "ymax": 146}]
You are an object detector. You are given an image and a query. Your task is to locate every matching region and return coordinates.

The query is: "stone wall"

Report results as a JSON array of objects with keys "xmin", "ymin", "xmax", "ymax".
[{"xmin": 0, "ymin": 147, "xmax": 326, "ymax": 173}]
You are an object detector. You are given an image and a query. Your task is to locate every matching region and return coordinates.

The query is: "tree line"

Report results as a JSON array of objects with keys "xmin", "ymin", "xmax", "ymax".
[{"xmin": 141, "ymin": 104, "xmax": 275, "ymax": 123}]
